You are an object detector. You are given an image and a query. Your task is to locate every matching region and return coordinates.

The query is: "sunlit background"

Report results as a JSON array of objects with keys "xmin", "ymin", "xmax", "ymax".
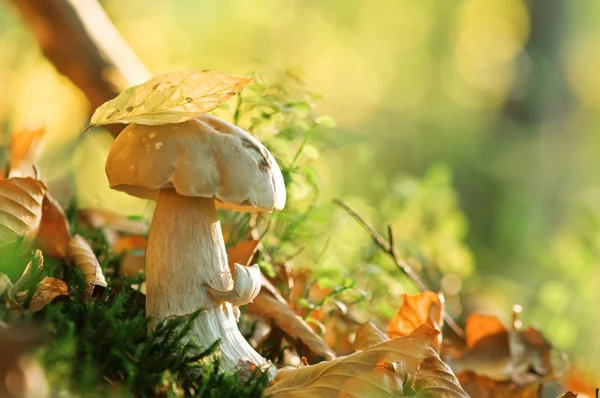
[{"xmin": 1, "ymin": 0, "xmax": 599, "ymax": 384}]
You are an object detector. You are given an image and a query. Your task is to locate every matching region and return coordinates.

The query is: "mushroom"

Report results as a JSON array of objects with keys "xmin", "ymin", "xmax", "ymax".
[{"xmin": 105, "ymin": 114, "xmax": 285, "ymax": 375}]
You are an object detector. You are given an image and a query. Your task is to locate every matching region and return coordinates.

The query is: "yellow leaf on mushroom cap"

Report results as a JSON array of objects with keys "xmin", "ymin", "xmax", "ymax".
[{"xmin": 89, "ymin": 70, "xmax": 253, "ymax": 127}]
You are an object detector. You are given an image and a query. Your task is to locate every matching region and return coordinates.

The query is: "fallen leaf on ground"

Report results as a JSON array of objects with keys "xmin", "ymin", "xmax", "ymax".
[
  {"xmin": 352, "ymin": 322, "xmax": 389, "ymax": 351},
  {"xmin": 36, "ymin": 192, "xmax": 71, "ymax": 258},
  {"xmin": 0, "ymin": 177, "xmax": 46, "ymax": 250},
  {"xmin": 89, "ymin": 70, "xmax": 253, "ymax": 127},
  {"xmin": 353, "ymin": 322, "xmax": 468, "ymax": 397},
  {"xmin": 66, "ymin": 235, "xmax": 107, "ymax": 298},
  {"xmin": 415, "ymin": 348, "xmax": 470, "ymax": 398},
  {"xmin": 387, "ymin": 291, "xmax": 444, "ymax": 352},
  {"xmin": 227, "ymin": 239, "xmax": 259, "ymax": 268},
  {"xmin": 21, "ymin": 276, "xmax": 69, "ymax": 312},
  {"xmin": 448, "ymin": 311, "xmax": 555, "ymax": 383},
  {"xmin": 264, "ymin": 325, "xmax": 439, "ymax": 398},
  {"xmin": 248, "ymin": 277, "xmax": 336, "ymax": 362},
  {"xmin": 457, "ymin": 371, "xmax": 541, "ymax": 398}
]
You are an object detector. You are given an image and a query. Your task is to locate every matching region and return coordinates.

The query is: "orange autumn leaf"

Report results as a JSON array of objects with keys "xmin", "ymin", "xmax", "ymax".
[
  {"xmin": 456, "ymin": 372, "xmax": 541, "ymax": 398},
  {"xmin": 9, "ymin": 126, "xmax": 45, "ymax": 177},
  {"xmin": 113, "ymin": 235, "xmax": 147, "ymax": 255},
  {"xmin": 227, "ymin": 239, "xmax": 259, "ymax": 268},
  {"xmin": 466, "ymin": 312, "xmax": 507, "ymax": 349},
  {"xmin": 387, "ymin": 291, "xmax": 444, "ymax": 352},
  {"xmin": 36, "ymin": 192, "xmax": 71, "ymax": 258},
  {"xmin": 448, "ymin": 311, "xmax": 557, "ymax": 384}
]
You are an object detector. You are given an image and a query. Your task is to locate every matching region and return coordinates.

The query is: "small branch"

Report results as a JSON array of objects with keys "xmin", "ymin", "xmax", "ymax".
[
  {"xmin": 333, "ymin": 199, "xmax": 465, "ymax": 339},
  {"xmin": 8, "ymin": 0, "xmax": 151, "ymax": 136}
]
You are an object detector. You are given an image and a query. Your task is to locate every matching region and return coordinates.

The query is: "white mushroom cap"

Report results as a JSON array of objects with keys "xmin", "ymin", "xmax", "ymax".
[{"xmin": 105, "ymin": 114, "xmax": 286, "ymax": 212}]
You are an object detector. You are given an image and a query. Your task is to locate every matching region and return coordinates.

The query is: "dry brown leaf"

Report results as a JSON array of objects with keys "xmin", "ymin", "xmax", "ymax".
[
  {"xmin": 9, "ymin": 126, "xmax": 45, "ymax": 178},
  {"xmin": 36, "ymin": 192, "xmax": 71, "ymax": 258},
  {"xmin": 0, "ymin": 177, "xmax": 46, "ymax": 250},
  {"xmin": 353, "ymin": 322, "xmax": 389, "ymax": 351},
  {"xmin": 387, "ymin": 291, "xmax": 444, "ymax": 352},
  {"xmin": 448, "ymin": 312, "xmax": 555, "ymax": 383},
  {"xmin": 89, "ymin": 70, "xmax": 253, "ymax": 127},
  {"xmin": 67, "ymin": 235, "xmax": 107, "ymax": 298},
  {"xmin": 227, "ymin": 239, "xmax": 259, "ymax": 268},
  {"xmin": 24, "ymin": 277, "xmax": 69, "ymax": 312},
  {"xmin": 264, "ymin": 325, "xmax": 439, "ymax": 398},
  {"xmin": 465, "ymin": 313, "xmax": 506, "ymax": 349},
  {"xmin": 556, "ymin": 393, "xmax": 578, "ymax": 398},
  {"xmin": 457, "ymin": 372, "xmax": 541, "ymax": 398},
  {"xmin": 248, "ymin": 283, "xmax": 336, "ymax": 362},
  {"xmin": 415, "ymin": 347, "xmax": 470, "ymax": 398}
]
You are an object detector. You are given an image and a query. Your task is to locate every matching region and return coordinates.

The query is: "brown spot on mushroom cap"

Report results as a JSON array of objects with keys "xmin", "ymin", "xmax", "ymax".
[{"xmin": 105, "ymin": 115, "xmax": 286, "ymax": 212}]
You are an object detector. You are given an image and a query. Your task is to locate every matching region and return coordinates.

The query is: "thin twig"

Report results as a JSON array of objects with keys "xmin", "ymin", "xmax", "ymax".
[
  {"xmin": 333, "ymin": 199, "xmax": 465, "ymax": 339},
  {"xmin": 9, "ymin": 0, "xmax": 151, "ymax": 137}
]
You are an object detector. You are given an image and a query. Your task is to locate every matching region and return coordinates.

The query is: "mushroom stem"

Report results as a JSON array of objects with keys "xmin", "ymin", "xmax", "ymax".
[{"xmin": 146, "ymin": 188, "xmax": 271, "ymax": 375}]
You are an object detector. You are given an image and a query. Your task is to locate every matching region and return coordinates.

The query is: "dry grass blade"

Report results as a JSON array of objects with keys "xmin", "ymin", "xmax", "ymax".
[
  {"xmin": 36, "ymin": 192, "xmax": 71, "ymax": 258},
  {"xmin": 89, "ymin": 70, "xmax": 253, "ymax": 127},
  {"xmin": 0, "ymin": 177, "xmax": 46, "ymax": 250},
  {"xmin": 264, "ymin": 325, "xmax": 439, "ymax": 398},
  {"xmin": 248, "ymin": 286, "xmax": 336, "ymax": 362},
  {"xmin": 8, "ymin": 250, "xmax": 44, "ymax": 302},
  {"xmin": 67, "ymin": 235, "xmax": 107, "ymax": 298},
  {"xmin": 415, "ymin": 348, "xmax": 470, "ymax": 398},
  {"xmin": 388, "ymin": 291, "xmax": 444, "ymax": 352},
  {"xmin": 0, "ymin": 274, "xmax": 13, "ymax": 297}
]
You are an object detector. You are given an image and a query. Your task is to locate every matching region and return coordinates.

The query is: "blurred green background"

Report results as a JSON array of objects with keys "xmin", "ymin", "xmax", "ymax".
[{"xmin": 1, "ymin": 0, "xmax": 599, "ymax": 382}]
